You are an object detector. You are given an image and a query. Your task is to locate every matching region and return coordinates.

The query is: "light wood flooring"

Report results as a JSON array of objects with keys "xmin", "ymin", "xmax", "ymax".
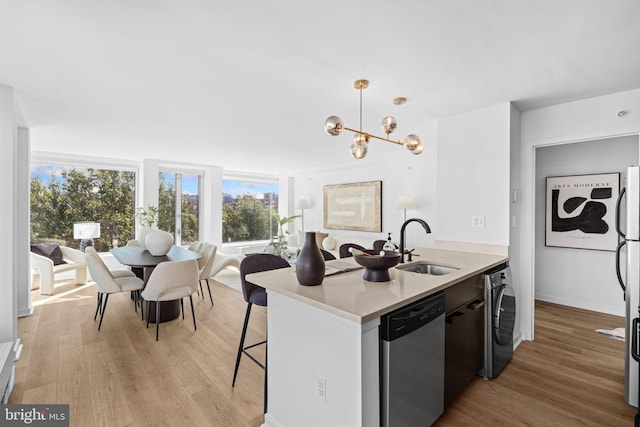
[{"xmin": 13, "ymin": 282, "xmax": 638, "ymax": 426}]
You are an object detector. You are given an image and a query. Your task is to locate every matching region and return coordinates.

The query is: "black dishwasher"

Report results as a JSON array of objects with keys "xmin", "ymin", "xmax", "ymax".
[{"xmin": 380, "ymin": 292, "xmax": 445, "ymax": 427}]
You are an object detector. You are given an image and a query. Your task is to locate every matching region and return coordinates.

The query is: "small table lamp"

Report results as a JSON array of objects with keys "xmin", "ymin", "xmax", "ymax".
[
  {"xmin": 296, "ymin": 199, "xmax": 311, "ymax": 231},
  {"xmin": 396, "ymin": 195, "xmax": 416, "ymax": 222},
  {"xmin": 74, "ymin": 222, "xmax": 101, "ymax": 252}
]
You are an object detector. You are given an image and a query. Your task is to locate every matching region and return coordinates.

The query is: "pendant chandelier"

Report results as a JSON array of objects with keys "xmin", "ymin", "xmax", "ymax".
[{"xmin": 324, "ymin": 79, "xmax": 423, "ymax": 159}]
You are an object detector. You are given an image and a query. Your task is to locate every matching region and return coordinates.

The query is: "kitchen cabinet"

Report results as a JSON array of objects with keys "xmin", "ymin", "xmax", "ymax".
[
  {"xmin": 246, "ymin": 247, "xmax": 506, "ymax": 427},
  {"xmin": 444, "ymin": 274, "xmax": 484, "ymax": 407}
]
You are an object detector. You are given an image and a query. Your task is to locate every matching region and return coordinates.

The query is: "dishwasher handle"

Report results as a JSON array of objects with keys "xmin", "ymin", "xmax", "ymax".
[{"xmin": 381, "ymin": 293, "xmax": 445, "ymax": 341}]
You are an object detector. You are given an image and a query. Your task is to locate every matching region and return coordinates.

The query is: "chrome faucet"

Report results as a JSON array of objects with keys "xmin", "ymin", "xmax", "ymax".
[{"xmin": 399, "ymin": 218, "xmax": 431, "ymax": 263}]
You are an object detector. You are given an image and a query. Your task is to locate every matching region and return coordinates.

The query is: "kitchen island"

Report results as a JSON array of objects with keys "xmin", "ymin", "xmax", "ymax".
[{"xmin": 247, "ymin": 247, "xmax": 507, "ymax": 427}]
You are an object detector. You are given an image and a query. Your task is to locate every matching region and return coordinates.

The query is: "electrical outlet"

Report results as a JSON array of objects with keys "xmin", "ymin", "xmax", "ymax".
[
  {"xmin": 472, "ymin": 216, "xmax": 485, "ymax": 228},
  {"xmin": 315, "ymin": 374, "xmax": 326, "ymax": 402}
]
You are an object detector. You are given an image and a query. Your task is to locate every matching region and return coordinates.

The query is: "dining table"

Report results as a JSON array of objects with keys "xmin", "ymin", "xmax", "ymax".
[{"xmin": 111, "ymin": 245, "xmax": 201, "ymax": 323}]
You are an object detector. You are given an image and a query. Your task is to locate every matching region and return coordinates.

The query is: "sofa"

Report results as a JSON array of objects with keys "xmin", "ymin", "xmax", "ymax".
[
  {"xmin": 30, "ymin": 243, "xmax": 87, "ymax": 295},
  {"xmin": 287, "ymin": 231, "xmax": 383, "ymax": 259}
]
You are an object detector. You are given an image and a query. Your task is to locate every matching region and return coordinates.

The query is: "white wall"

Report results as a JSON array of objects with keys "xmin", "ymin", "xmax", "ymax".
[
  {"xmin": 293, "ymin": 120, "xmax": 438, "ymax": 249},
  {"xmin": 436, "ymin": 102, "xmax": 512, "ymax": 248},
  {"xmin": 16, "ymin": 127, "xmax": 31, "ymax": 317},
  {"xmin": 0, "ymin": 85, "xmax": 18, "ymax": 344},
  {"xmin": 203, "ymin": 165, "xmax": 223, "ymax": 246},
  {"xmin": 0, "ymin": 85, "xmax": 21, "ymax": 402},
  {"xmin": 520, "ymin": 88, "xmax": 640, "ymax": 340},
  {"xmin": 535, "ymin": 136, "xmax": 638, "ymax": 315},
  {"xmin": 509, "ymin": 104, "xmax": 523, "ymax": 339}
]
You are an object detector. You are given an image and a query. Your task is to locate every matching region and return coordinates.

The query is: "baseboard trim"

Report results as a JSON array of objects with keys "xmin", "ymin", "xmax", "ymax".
[
  {"xmin": 17, "ymin": 306, "xmax": 34, "ymax": 318},
  {"xmin": 535, "ymin": 294, "xmax": 623, "ymax": 317}
]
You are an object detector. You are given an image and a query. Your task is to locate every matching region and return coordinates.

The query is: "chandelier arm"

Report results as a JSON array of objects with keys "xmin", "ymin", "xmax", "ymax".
[{"xmin": 342, "ymin": 126, "xmax": 404, "ymax": 146}]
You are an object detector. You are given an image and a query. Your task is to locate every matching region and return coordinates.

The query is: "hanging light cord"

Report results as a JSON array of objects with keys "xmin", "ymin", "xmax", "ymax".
[{"xmin": 359, "ymin": 85, "xmax": 363, "ymax": 133}]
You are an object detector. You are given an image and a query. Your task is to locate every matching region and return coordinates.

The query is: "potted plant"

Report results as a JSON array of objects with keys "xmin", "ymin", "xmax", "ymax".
[
  {"xmin": 268, "ymin": 211, "xmax": 300, "ymax": 258},
  {"xmin": 136, "ymin": 206, "xmax": 159, "ymax": 228}
]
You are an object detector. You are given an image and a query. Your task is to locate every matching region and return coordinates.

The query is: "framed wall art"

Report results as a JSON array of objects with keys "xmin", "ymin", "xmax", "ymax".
[
  {"xmin": 545, "ymin": 172, "xmax": 620, "ymax": 251},
  {"xmin": 323, "ymin": 181, "xmax": 382, "ymax": 232}
]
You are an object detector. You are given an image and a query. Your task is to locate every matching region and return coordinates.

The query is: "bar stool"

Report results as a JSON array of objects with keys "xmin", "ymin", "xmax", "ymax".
[{"xmin": 232, "ymin": 253, "xmax": 290, "ymax": 413}]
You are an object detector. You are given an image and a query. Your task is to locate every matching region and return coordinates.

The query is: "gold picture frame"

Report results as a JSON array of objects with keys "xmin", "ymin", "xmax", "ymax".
[{"xmin": 323, "ymin": 181, "xmax": 382, "ymax": 232}]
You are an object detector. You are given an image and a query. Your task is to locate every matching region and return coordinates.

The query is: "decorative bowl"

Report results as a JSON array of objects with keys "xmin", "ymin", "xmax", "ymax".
[{"xmin": 353, "ymin": 250, "xmax": 401, "ymax": 282}]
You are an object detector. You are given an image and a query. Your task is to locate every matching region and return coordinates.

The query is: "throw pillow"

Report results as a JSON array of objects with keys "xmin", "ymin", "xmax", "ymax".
[
  {"xmin": 31, "ymin": 242, "xmax": 67, "ymax": 266},
  {"xmin": 315, "ymin": 232, "xmax": 329, "ymax": 248},
  {"xmin": 322, "ymin": 235, "xmax": 336, "ymax": 250}
]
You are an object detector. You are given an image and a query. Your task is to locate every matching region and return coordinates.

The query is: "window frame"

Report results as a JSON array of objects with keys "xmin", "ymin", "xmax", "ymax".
[{"xmin": 158, "ymin": 167, "xmax": 204, "ymax": 247}]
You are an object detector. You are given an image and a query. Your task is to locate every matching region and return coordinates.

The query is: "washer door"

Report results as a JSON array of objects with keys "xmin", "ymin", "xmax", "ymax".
[{"xmin": 494, "ymin": 285, "xmax": 516, "ymax": 346}]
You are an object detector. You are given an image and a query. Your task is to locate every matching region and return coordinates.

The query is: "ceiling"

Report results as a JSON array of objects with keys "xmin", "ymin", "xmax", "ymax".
[{"xmin": 2, "ymin": 0, "xmax": 639, "ymax": 175}]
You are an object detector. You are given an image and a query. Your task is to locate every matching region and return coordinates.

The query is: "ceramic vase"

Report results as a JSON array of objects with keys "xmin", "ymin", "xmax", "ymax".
[
  {"xmin": 137, "ymin": 227, "xmax": 153, "ymax": 249},
  {"xmin": 296, "ymin": 231, "xmax": 325, "ymax": 286},
  {"xmin": 145, "ymin": 229, "xmax": 173, "ymax": 256}
]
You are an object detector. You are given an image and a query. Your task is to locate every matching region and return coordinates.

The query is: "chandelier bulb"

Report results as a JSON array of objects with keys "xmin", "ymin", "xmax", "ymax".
[
  {"xmin": 381, "ymin": 116, "xmax": 397, "ymax": 136},
  {"xmin": 351, "ymin": 133, "xmax": 369, "ymax": 159},
  {"xmin": 351, "ymin": 142, "xmax": 368, "ymax": 159},
  {"xmin": 324, "ymin": 116, "xmax": 344, "ymax": 136},
  {"xmin": 403, "ymin": 134, "xmax": 423, "ymax": 154}
]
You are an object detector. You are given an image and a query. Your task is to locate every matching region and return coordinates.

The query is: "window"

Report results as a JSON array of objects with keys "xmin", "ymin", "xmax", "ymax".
[
  {"xmin": 30, "ymin": 163, "xmax": 136, "ymax": 250},
  {"xmin": 222, "ymin": 179, "xmax": 279, "ymax": 243},
  {"xmin": 158, "ymin": 171, "xmax": 201, "ymax": 247}
]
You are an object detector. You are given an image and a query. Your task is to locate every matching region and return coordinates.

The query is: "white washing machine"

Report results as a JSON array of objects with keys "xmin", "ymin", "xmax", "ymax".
[{"xmin": 479, "ymin": 263, "xmax": 516, "ymax": 379}]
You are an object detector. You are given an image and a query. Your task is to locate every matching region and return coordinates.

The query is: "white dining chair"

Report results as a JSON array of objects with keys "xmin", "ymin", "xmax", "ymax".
[
  {"xmin": 197, "ymin": 242, "xmax": 217, "ymax": 305},
  {"xmin": 188, "ymin": 240, "xmax": 203, "ymax": 252},
  {"xmin": 141, "ymin": 259, "xmax": 199, "ymax": 341},
  {"xmin": 85, "ymin": 247, "xmax": 145, "ymax": 330}
]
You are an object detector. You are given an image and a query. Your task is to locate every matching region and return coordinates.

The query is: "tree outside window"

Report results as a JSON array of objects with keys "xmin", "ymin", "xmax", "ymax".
[
  {"xmin": 222, "ymin": 180, "xmax": 278, "ymax": 243},
  {"xmin": 30, "ymin": 165, "xmax": 136, "ymax": 250}
]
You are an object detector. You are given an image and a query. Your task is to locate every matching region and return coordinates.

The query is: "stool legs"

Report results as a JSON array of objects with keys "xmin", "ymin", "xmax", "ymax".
[
  {"xmin": 264, "ymin": 343, "xmax": 268, "ymax": 414},
  {"xmin": 232, "ymin": 302, "xmax": 268, "ymax": 413},
  {"xmin": 232, "ymin": 302, "xmax": 253, "ymax": 387}
]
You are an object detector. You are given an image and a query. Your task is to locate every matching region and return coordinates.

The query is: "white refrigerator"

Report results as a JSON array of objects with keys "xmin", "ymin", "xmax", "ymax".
[{"xmin": 616, "ymin": 165, "xmax": 640, "ymax": 407}]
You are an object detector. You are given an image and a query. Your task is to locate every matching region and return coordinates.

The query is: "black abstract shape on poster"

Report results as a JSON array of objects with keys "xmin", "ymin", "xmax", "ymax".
[
  {"xmin": 563, "ymin": 197, "xmax": 586, "ymax": 214},
  {"xmin": 591, "ymin": 187, "xmax": 612, "ymax": 199},
  {"xmin": 551, "ymin": 188, "xmax": 609, "ymax": 234}
]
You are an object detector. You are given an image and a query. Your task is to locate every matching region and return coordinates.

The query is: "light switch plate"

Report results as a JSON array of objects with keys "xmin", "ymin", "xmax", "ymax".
[{"xmin": 472, "ymin": 216, "xmax": 485, "ymax": 228}]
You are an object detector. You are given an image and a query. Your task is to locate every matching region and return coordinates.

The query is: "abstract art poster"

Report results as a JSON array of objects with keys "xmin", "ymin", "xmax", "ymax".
[
  {"xmin": 545, "ymin": 173, "xmax": 619, "ymax": 251},
  {"xmin": 323, "ymin": 181, "xmax": 382, "ymax": 232}
]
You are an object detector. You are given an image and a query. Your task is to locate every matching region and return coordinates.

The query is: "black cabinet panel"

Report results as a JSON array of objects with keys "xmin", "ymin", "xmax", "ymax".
[
  {"xmin": 445, "ymin": 310, "xmax": 466, "ymax": 406},
  {"xmin": 444, "ymin": 275, "xmax": 484, "ymax": 407}
]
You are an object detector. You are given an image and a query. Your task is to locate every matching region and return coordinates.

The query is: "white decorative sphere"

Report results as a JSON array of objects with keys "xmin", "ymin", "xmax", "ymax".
[{"xmin": 145, "ymin": 230, "xmax": 174, "ymax": 256}]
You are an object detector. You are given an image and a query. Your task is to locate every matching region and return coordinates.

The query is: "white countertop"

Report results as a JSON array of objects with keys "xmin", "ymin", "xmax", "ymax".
[{"xmin": 246, "ymin": 247, "xmax": 508, "ymax": 323}]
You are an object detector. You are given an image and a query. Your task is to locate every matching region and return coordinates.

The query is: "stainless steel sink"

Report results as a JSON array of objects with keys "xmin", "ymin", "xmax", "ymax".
[{"xmin": 396, "ymin": 262, "xmax": 460, "ymax": 275}]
